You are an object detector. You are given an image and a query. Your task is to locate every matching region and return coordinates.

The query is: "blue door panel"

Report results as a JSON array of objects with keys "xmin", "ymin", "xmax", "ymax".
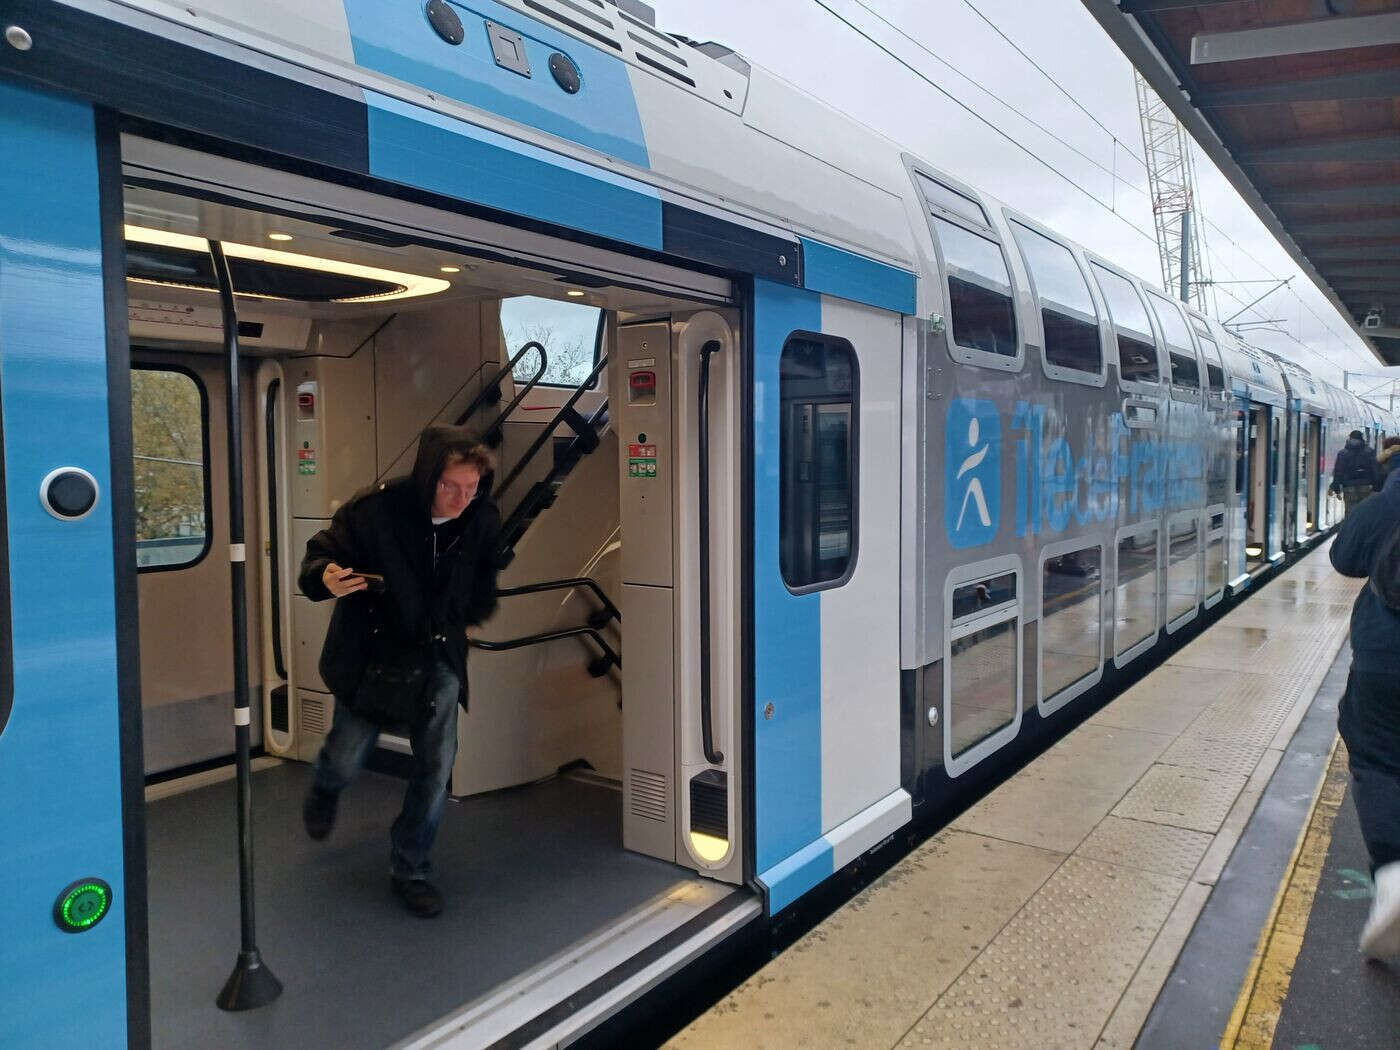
[{"xmin": 0, "ymin": 81, "xmax": 127, "ymax": 1049}]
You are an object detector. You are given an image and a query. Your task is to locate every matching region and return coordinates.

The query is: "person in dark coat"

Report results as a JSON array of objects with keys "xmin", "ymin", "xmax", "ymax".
[
  {"xmin": 1329, "ymin": 467, "xmax": 1400, "ymax": 960},
  {"xmin": 1330, "ymin": 430, "xmax": 1381, "ymax": 517},
  {"xmin": 1377, "ymin": 436, "xmax": 1400, "ymax": 488},
  {"xmin": 298, "ymin": 425, "xmax": 499, "ymax": 917}
]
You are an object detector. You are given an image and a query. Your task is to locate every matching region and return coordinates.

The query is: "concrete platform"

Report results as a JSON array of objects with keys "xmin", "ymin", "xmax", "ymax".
[{"xmin": 669, "ymin": 545, "xmax": 1363, "ymax": 1049}]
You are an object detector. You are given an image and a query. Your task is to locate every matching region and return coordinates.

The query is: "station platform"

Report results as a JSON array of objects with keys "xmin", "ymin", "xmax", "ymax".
[{"xmin": 670, "ymin": 544, "xmax": 1397, "ymax": 1049}]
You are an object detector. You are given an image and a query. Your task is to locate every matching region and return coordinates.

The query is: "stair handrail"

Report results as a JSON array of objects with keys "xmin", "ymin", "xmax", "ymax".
[
  {"xmin": 496, "ymin": 576, "xmax": 621, "ymax": 626},
  {"xmin": 468, "ymin": 624, "xmax": 621, "ymax": 676},
  {"xmin": 494, "ymin": 352, "xmax": 609, "ymax": 505},
  {"xmin": 455, "ymin": 340, "xmax": 549, "ymax": 434}
]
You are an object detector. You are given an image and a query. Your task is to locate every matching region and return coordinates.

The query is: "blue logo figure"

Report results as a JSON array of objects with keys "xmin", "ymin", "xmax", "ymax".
[{"xmin": 946, "ymin": 399, "xmax": 1001, "ymax": 549}]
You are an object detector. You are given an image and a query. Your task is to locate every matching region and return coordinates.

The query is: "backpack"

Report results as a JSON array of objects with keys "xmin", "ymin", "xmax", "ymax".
[{"xmin": 1369, "ymin": 522, "xmax": 1400, "ymax": 610}]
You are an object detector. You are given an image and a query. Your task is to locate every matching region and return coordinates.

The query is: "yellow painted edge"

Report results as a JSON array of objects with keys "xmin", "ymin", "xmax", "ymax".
[{"xmin": 1221, "ymin": 736, "xmax": 1347, "ymax": 1049}]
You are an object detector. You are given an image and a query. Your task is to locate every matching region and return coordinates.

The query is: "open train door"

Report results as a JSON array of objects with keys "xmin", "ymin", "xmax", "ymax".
[{"xmin": 0, "ymin": 87, "xmax": 143, "ymax": 1047}]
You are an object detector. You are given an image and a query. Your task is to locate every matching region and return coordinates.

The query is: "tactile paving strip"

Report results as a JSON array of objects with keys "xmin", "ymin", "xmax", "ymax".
[
  {"xmin": 1074, "ymin": 816, "xmax": 1212, "ymax": 880},
  {"xmin": 1110, "ymin": 765, "xmax": 1247, "ymax": 833},
  {"xmin": 1157, "ymin": 733, "xmax": 1266, "ymax": 778},
  {"xmin": 899, "ymin": 857, "xmax": 1183, "ymax": 1050}
]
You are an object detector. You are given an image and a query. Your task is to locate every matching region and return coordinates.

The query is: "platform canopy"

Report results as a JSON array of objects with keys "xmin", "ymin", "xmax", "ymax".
[{"xmin": 1081, "ymin": 0, "xmax": 1400, "ymax": 365}]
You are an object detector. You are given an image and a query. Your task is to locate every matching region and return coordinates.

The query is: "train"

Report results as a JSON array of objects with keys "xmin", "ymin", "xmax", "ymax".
[{"xmin": 0, "ymin": 1, "xmax": 1391, "ymax": 1047}]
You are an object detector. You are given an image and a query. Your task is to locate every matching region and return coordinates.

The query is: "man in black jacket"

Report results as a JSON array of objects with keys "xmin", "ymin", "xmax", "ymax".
[
  {"xmin": 1329, "ymin": 467, "xmax": 1400, "ymax": 960},
  {"xmin": 298, "ymin": 425, "xmax": 499, "ymax": 918},
  {"xmin": 1330, "ymin": 430, "xmax": 1381, "ymax": 517}
]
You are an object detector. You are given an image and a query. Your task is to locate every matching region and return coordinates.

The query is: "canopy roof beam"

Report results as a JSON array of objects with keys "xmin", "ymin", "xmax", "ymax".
[{"xmin": 1192, "ymin": 12, "xmax": 1400, "ymax": 65}]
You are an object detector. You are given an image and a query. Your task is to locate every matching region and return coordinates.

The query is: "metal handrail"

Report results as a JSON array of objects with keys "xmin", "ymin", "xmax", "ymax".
[
  {"xmin": 468, "ymin": 624, "xmax": 621, "ymax": 674},
  {"xmin": 455, "ymin": 341, "xmax": 549, "ymax": 433},
  {"xmin": 496, "ymin": 577, "xmax": 621, "ymax": 625},
  {"xmin": 697, "ymin": 339, "xmax": 724, "ymax": 765},
  {"xmin": 495, "ymin": 352, "xmax": 609, "ymax": 505}
]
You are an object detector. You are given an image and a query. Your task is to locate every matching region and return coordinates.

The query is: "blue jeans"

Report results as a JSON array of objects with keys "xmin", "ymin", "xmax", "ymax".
[{"xmin": 312, "ymin": 656, "xmax": 461, "ymax": 880}]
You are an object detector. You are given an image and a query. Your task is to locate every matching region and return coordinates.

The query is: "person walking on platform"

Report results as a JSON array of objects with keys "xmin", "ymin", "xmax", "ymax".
[
  {"xmin": 298, "ymin": 425, "xmax": 499, "ymax": 918},
  {"xmin": 1330, "ymin": 467, "xmax": 1400, "ymax": 960},
  {"xmin": 1330, "ymin": 430, "xmax": 1381, "ymax": 517}
]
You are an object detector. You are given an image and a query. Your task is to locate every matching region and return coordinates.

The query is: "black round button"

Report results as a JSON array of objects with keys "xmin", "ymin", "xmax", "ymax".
[
  {"xmin": 425, "ymin": 0, "xmax": 464, "ymax": 45},
  {"xmin": 44, "ymin": 469, "xmax": 98, "ymax": 519},
  {"xmin": 549, "ymin": 52, "xmax": 581, "ymax": 94}
]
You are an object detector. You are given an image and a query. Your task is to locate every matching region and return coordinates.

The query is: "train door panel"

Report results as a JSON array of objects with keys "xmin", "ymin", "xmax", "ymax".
[
  {"xmin": 750, "ymin": 283, "xmax": 906, "ymax": 914},
  {"xmin": 1268, "ymin": 411, "xmax": 1283, "ymax": 559},
  {"xmin": 0, "ymin": 85, "xmax": 132, "ymax": 1048}
]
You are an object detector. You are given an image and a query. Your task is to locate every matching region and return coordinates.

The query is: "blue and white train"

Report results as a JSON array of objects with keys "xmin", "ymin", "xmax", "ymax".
[{"xmin": 0, "ymin": 1, "xmax": 1390, "ymax": 1046}]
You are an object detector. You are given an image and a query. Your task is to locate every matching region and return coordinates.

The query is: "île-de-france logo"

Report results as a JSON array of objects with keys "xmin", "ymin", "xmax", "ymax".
[{"xmin": 945, "ymin": 399, "xmax": 1001, "ymax": 549}]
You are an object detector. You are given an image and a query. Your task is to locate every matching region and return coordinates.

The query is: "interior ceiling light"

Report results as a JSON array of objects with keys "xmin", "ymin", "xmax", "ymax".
[
  {"xmin": 566, "ymin": 289, "xmax": 586, "ymax": 297},
  {"xmin": 267, "ymin": 232, "xmax": 293, "ymax": 241},
  {"xmin": 123, "ymin": 224, "xmax": 450, "ymax": 304},
  {"xmin": 440, "ymin": 265, "xmax": 461, "ymax": 274}
]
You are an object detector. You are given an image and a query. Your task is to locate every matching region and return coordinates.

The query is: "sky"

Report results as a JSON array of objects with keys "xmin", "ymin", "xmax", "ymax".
[{"xmin": 653, "ymin": 0, "xmax": 1392, "ymax": 392}]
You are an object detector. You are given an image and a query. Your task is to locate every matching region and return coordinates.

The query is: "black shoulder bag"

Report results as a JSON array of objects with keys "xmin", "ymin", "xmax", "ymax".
[
  {"xmin": 349, "ymin": 610, "xmax": 432, "ymax": 730},
  {"xmin": 1369, "ymin": 522, "xmax": 1400, "ymax": 611}
]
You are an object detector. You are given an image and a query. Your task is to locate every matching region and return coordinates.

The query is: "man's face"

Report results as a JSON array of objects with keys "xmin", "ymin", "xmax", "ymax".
[{"xmin": 432, "ymin": 460, "xmax": 482, "ymax": 519}]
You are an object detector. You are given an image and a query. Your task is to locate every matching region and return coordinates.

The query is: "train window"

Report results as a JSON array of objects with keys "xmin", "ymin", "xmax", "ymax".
[
  {"xmin": 1200, "ymin": 334, "xmax": 1226, "ymax": 393},
  {"xmin": 1039, "ymin": 543, "xmax": 1103, "ymax": 714},
  {"xmin": 1166, "ymin": 515, "xmax": 1200, "ymax": 627},
  {"xmin": 930, "ymin": 217, "xmax": 1018, "ymax": 364},
  {"xmin": 132, "ymin": 366, "xmax": 211, "ymax": 571},
  {"xmin": 779, "ymin": 333, "xmax": 858, "ymax": 592},
  {"xmin": 915, "ymin": 172, "xmax": 989, "ymax": 228},
  {"xmin": 1089, "ymin": 263, "xmax": 1159, "ymax": 385},
  {"xmin": 1114, "ymin": 526, "xmax": 1159, "ymax": 662},
  {"xmin": 1145, "ymin": 291, "xmax": 1199, "ymax": 391},
  {"xmin": 500, "ymin": 295, "xmax": 604, "ymax": 388},
  {"xmin": 944, "ymin": 560, "xmax": 1021, "ymax": 772},
  {"xmin": 1011, "ymin": 222, "xmax": 1101, "ymax": 378}
]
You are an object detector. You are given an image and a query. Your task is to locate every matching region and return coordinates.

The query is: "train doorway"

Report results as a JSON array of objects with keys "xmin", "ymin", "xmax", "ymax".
[
  {"xmin": 1243, "ymin": 404, "xmax": 1271, "ymax": 572},
  {"xmin": 118, "ymin": 137, "xmax": 755, "ymax": 1047}
]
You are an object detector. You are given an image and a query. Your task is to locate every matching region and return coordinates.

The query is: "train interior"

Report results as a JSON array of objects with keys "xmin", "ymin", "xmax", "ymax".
[
  {"xmin": 120, "ymin": 148, "xmax": 747, "ymax": 1047},
  {"xmin": 1242, "ymin": 404, "xmax": 1272, "ymax": 571}
]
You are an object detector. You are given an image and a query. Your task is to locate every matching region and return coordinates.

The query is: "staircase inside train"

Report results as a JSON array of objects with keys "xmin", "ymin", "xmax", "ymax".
[{"xmin": 122, "ymin": 136, "xmax": 756, "ymax": 1049}]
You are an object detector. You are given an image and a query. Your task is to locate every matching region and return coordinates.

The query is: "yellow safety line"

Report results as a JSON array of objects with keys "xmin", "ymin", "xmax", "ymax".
[{"xmin": 1221, "ymin": 736, "xmax": 1348, "ymax": 1049}]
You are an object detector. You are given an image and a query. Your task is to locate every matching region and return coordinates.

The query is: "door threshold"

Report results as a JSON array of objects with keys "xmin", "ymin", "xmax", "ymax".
[
  {"xmin": 144, "ymin": 755, "xmax": 283, "ymax": 802},
  {"xmin": 396, "ymin": 880, "xmax": 758, "ymax": 1049}
]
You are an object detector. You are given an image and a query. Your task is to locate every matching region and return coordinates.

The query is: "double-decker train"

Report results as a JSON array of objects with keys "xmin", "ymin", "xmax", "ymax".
[{"xmin": 0, "ymin": 1, "xmax": 1389, "ymax": 1046}]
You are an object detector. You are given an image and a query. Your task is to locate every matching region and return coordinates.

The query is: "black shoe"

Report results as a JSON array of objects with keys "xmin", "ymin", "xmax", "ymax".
[
  {"xmin": 392, "ymin": 877, "xmax": 443, "ymax": 918},
  {"xmin": 302, "ymin": 789, "xmax": 337, "ymax": 841}
]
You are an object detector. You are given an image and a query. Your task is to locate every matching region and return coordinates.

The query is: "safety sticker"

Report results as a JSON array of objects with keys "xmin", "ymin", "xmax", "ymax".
[
  {"xmin": 298, "ymin": 447, "xmax": 317, "ymax": 476},
  {"xmin": 628, "ymin": 443, "xmax": 657, "ymax": 479}
]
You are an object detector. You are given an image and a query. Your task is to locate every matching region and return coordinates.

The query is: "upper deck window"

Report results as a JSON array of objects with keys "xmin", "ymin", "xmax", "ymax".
[
  {"xmin": 1146, "ymin": 291, "xmax": 1200, "ymax": 390},
  {"xmin": 501, "ymin": 296, "xmax": 603, "ymax": 389},
  {"xmin": 1011, "ymin": 222, "xmax": 1101, "ymax": 377},
  {"xmin": 916, "ymin": 173, "xmax": 989, "ymax": 227},
  {"xmin": 930, "ymin": 217, "xmax": 1018, "ymax": 362},
  {"xmin": 1089, "ymin": 263, "xmax": 1159, "ymax": 385}
]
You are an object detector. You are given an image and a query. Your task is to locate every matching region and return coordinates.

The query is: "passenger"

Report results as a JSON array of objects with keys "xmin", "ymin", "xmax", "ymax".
[
  {"xmin": 1378, "ymin": 436, "xmax": 1400, "ymax": 488},
  {"xmin": 1330, "ymin": 430, "xmax": 1381, "ymax": 516},
  {"xmin": 1329, "ymin": 468, "xmax": 1400, "ymax": 960},
  {"xmin": 298, "ymin": 425, "xmax": 500, "ymax": 918}
]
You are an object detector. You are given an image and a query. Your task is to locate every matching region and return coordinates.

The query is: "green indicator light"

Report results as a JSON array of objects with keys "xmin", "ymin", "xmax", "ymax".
[{"xmin": 53, "ymin": 878, "xmax": 113, "ymax": 933}]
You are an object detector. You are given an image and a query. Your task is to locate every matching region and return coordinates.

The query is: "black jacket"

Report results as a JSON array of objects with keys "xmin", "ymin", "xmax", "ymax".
[
  {"xmin": 298, "ymin": 434, "xmax": 500, "ymax": 710},
  {"xmin": 1330, "ymin": 468, "xmax": 1400, "ymax": 675},
  {"xmin": 1331, "ymin": 437, "xmax": 1380, "ymax": 491}
]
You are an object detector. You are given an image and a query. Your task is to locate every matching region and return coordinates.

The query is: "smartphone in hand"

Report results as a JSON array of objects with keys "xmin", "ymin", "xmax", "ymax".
[{"xmin": 357, "ymin": 572, "xmax": 387, "ymax": 594}]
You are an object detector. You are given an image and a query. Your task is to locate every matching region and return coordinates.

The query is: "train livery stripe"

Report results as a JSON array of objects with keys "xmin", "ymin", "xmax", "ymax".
[
  {"xmin": 364, "ymin": 90, "xmax": 664, "ymax": 251},
  {"xmin": 751, "ymin": 279, "xmax": 828, "ymax": 908},
  {"xmin": 343, "ymin": 0, "xmax": 651, "ymax": 170},
  {"xmin": 800, "ymin": 238, "xmax": 918, "ymax": 316},
  {"xmin": 0, "ymin": 83, "xmax": 128, "ymax": 1049}
]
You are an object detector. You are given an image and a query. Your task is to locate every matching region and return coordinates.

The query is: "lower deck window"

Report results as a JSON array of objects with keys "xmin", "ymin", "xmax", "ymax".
[
  {"xmin": 948, "ymin": 571, "xmax": 1019, "ymax": 760},
  {"xmin": 1041, "ymin": 546, "xmax": 1102, "ymax": 702},
  {"xmin": 132, "ymin": 366, "xmax": 210, "ymax": 570},
  {"xmin": 1115, "ymin": 527, "xmax": 1158, "ymax": 658},
  {"xmin": 1206, "ymin": 511, "xmax": 1226, "ymax": 597},
  {"xmin": 1167, "ymin": 517, "xmax": 1200, "ymax": 622}
]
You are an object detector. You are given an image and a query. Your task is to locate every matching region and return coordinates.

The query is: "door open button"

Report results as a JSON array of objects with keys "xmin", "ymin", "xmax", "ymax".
[{"xmin": 40, "ymin": 467, "xmax": 99, "ymax": 520}]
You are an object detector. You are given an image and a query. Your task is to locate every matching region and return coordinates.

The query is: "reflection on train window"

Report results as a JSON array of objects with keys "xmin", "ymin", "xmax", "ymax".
[
  {"xmin": 1115, "ymin": 528, "xmax": 1158, "ymax": 658},
  {"xmin": 1041, "ymin": 547, "xmax": 1101, "ymax": 701},
  {"xmin": 132, "ymin": 367, "xmax": 210, "ymax": 570},
  {"xmin": 949, "ymin": 573, "xmax": 1019, "ymax": 759},
  {"xmin": 1089, "ymin": 263, "xmax": 1159, "ymax": 384},
  {"xmin": 500, "ymin": 295, "xmax": 603, "ymax": 388},
  {"xmin": 931, "ymin": 217, "xmax": 1017, "ymax": 360},
  {"xmin": 1166, "ymin": 517, "xmax": 1200, "ymax": 623},
  {"xmin": 1012, "ymin": 223, "xmax": 1101, "ymax": 375},
  {"xmin": 1206, "ymin": 512, "xmax": 1227, "ymax": 598},
  {"xmin": 915, "ymin": 172, "xmax": 989, "ymax": 227},
  {"xmin": 1146, "ymin": 291, "xmax": 1200, "ymax": 390},
  {"xmin": 780, "ymin": 334, "xmax": 858, "ymax": 591}
]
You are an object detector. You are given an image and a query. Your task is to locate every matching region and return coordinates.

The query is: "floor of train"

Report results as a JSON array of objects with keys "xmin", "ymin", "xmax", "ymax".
[
  {"xmin": 146, "ymin": 764, "xmax": 694, "ymax": 1049},
  {"xmin": 670, "ymin": 543, "xmax": 1392, "ymax": 1049}
]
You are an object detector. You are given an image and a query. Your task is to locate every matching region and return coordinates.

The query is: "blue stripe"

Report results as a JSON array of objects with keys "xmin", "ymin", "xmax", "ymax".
[
  {"xmin": 0, "ymin": 83, "xmax": 126, "ymax": 1049},
  {"xmin": 752, "ymin": 280, "xmax": 824, "ymax": 877},
  {"xmin": 800, "ymin": 237, "xmax": 917, "ymax": 315},
  {"xmin": 365, "ymin": 90, "xmax": 663, "ymax": 250},
  {"xmin": 758, "ymin": 835, "xmax": 834, "ymax": 914},
  {"xmin": 344, "ymin": 0, "xmax": 650, "ymax": 169}
]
